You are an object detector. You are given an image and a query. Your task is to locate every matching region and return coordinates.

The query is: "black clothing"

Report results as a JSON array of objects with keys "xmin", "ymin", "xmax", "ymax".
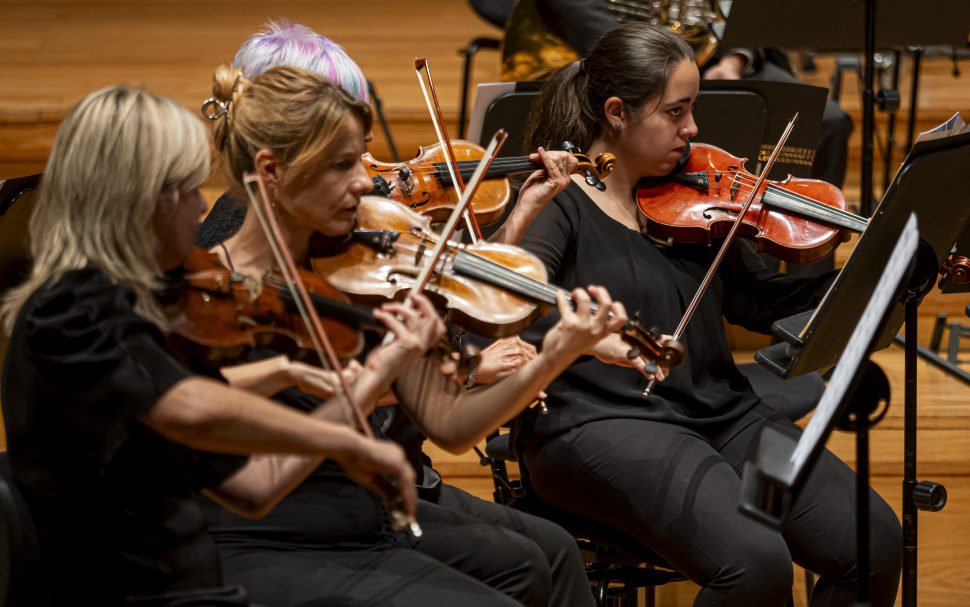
[
  {"xmin": 197, "ymin": 192, "xmax": 247, "ymax": 250},
  {"xmin": 197, "ymin": 218, "xmax": 595, "ymax": 606},
  {"xmin": 204, "ymin": 373, "xmax": 410, "ymax": 553},
  {"xmin": 513, "ymin": 186, "xmax": 901, "ymax": 606},
  {"xmin": 203, "ymin": 346, "xmax": 593, "ymax": 606},
  {"xmin": 1, "ymin": 268, "xmax": 247, "ymax": 606},
  {"xmin": 418, "ymin": 484, "xmax": 593, "ymax": 607},
  {"xmin": 522, "ymin": 404, "xmax": 902, "ymax": 607},
  {"xmin": 516, "ymin": 183, "xmax": 834, "ymax": 440}
]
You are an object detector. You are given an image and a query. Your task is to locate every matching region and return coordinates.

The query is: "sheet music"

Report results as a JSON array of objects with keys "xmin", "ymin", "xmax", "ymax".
[
  {"xmin": 466, "ymin": 82, "xmax": 516, "ymax": 145},
  {"xmin": 916, "ymin": 112, "xmax": 966, "ymax": 142},
  {"xmin": 788, "ymin": 213, "xmax": 919, "ymax": 479}
]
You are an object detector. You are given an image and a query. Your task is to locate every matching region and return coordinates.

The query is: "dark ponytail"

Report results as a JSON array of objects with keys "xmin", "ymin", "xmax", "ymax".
[{"xmin": 525, "ymin": 23, "xmax": 694, "ymax": 152}]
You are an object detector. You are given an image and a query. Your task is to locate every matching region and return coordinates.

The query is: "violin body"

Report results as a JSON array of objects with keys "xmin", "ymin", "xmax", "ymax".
[
  {"xmin": 310, "ymin": 197, "xmax": 550, "ymax": 338},
  {"xmin": 365, "ymin": 139, "xmax": 617, "ymax": 228},
  {"xmin": 637, "ymin": 143, "xmax": 851, "ymax": 264},
  {"xmin": 165, "ymin": 247, "xmax": 365, "ymax": 368},
  {"xmin": 364, "ymin": 140, "xmax": 510, "ymax": 226}
]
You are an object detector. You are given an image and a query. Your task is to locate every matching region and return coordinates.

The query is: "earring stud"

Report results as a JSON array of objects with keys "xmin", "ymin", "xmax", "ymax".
[{"xmin": 612, "ymin": 121, "xmax": 623, "ymax": 130}]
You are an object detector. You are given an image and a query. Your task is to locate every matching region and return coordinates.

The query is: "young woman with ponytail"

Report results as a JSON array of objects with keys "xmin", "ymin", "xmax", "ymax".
[{"xmin": 513, "ymin": 23, "xmax": 902, "ymax": 607}]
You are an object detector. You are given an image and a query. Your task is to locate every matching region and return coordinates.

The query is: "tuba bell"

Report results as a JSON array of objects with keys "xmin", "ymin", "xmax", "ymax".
[{"xmin": 500, "ymin": 0, "xmax": 724, "ymax": 81}]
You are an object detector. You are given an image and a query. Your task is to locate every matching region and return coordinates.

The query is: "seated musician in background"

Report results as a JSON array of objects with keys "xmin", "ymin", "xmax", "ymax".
[
  {"xmin": 197, "ymin": 29, "xmax": 627, "ymax": 605},
  {"xmin": 0, "ymin": 84, "xmax": 419, "ymax": 607},
  {"xmin": 513, "ymin": 23, "xmax": 902, "ymax": 606}
]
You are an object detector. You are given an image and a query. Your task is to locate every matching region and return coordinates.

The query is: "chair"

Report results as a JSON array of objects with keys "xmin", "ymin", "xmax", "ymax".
[
  {"xmin": 0, "ymin": 174, "xmax": 41, "ymax": 375},
  {"xmin": 0, "ymin": 453, "xmax": 41, "ymax": 607}
]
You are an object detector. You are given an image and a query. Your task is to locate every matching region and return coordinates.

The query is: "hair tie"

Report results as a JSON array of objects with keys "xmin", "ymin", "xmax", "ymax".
[
  {"xmin": 200, "ymin": 98, "xmax": 229, "ymax": 121},
  {"xmin": 577, "ymin": 58, "xmax": 587, "ymax": 76}
]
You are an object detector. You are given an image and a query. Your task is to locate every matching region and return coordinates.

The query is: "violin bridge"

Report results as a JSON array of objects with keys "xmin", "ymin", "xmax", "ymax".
[
  {"xmin": 729, "ymin": 172, "xmax": 741, "ymax": 202},
  {"xmin": 397, "ymin": 165, "xmax": 415, "ymax": 197}
]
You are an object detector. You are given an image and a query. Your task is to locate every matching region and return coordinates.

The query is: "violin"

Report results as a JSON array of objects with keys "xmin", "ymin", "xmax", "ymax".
[
  {"xmin": 164, "ymin": 247, "xmax": 473, "ymax": 373},
  {"xmin": 637, "ymin": 142, "xmax": 863, "ymax": 264},
  {"xmin": 164, "ymin": 247, "xmax": 375, "ymax": 369},
  {"xmin": 310, "ymin": 196, "xmax": 685, "ymax": 369},
  {"xmin": 365, "ymin": 140, "xmax": 617, "ymax": 227}
]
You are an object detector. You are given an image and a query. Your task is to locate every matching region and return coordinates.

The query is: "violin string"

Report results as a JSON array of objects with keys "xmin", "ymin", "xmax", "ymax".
[
  {"xmin": 687, "ymin": 173, "xmax": 863, "ymax": 223},
  {"xmin": 371, "ymin": 158, "xmax": 537, "ymax": 178},
  {"xmin": 730, "ymin": 183, "xmax": 863, "ymax": 223}
]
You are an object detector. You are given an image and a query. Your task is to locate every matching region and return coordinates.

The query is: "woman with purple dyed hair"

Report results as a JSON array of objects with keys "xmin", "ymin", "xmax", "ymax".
[
  {"xmin": 195, "ymin": 21, "xmax": 601, "ymax": 607},
  {"xmin": 232, "ymin": 20, "xmax": 369, "ymax": 103}
]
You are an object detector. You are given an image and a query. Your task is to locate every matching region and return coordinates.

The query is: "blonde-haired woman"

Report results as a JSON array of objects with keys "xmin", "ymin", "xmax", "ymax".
[
  {"xmin": 0, "ymin": 84, "xmax": 419, "ymax": 607},
  {"xmin": 200, "ymin": 64, "xmax": 621, "ymax": 607}
]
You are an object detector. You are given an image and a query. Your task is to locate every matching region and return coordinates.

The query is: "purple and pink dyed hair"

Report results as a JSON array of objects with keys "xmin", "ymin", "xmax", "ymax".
[{"xmin": 233, "ymin": 20, "xmax": 369, "ymax": 103}]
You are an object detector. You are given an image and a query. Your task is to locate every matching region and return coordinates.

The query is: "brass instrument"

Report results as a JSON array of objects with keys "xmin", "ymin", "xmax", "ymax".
[{"xmin": 500, "ymin": 0, "xmax": 724, "ymax": 81}]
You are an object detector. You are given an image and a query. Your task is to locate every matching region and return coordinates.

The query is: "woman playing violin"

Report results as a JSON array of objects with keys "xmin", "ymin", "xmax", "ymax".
[
  {"xmin": 516, "ymin": 23, "xmax": 902, "ymax": 607},
  {"xmin": 0, "ymin": 85, "xmax": 418, "ymax": 607},
  {"xmin": 196, "ymin": 26, "xmax": 624, "ymax": 606}
]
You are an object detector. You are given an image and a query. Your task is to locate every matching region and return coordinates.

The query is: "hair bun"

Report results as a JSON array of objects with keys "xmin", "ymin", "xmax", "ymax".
[{"xmin": 212, "ymin": 64, "xmax": 245, "ymax": 103}]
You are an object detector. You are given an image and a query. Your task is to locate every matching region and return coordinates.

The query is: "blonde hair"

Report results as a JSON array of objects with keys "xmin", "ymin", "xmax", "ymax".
[
  {"xmin": 210, "ymin": 64, "xmax": 372, "ymax": 195},
  {"xmin": 1, "ymin": 85, "xmax": 210, "ymax": 333}
]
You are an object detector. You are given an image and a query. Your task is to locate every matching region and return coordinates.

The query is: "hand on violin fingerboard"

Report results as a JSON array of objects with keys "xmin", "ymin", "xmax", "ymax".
[
  {"xmin": 542, "ymin": 286, "xmax": 629, "ymax": 364},
  {"xmin": 489, "ymin": 148, "xmax": 578, "ymax": 246}
]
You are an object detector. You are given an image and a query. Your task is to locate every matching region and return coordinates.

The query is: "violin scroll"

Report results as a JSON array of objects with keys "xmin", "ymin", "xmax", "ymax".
[
  {"xmin": 940, "ymin": 254, "xmax": 970, "ymax": 287},
  {"xmin": 563, "ymin": 140, "xmax": 614, "ymax": 191},
  {"xmin": 619, "ymin": 318, "xmax": 686, "ymax": 372}
]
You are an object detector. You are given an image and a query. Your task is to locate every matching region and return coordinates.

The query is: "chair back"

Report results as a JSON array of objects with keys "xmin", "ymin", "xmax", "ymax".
[{"xmin": 0, "ymin": 175, "xmax": 41, "ymax": 417}]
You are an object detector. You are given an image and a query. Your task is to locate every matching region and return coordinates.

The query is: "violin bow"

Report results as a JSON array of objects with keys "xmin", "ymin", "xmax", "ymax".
[
  {"xmin": 642, "ymin": 113, "xmax": 799, "ymax": 398},
  {"xmin": 242, "ymin": 171, "xmax": 422, "ymax": 537},
  {"xmin": 414, "ymin": 57, "xmax": 483, "ymax": 243},
  {"xmin": 410, "ymin": 129, "xmax": 507, "ymax": 295}
]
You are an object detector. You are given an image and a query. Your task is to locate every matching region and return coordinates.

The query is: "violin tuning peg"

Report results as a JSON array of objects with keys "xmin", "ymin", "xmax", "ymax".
[
  {"xmin": 626, "ymin": 346, "xmax": 641, "ymax": 360},
  {"xmin": 643, "ymin": 359, "xmax": 658, "ymax": 376}
]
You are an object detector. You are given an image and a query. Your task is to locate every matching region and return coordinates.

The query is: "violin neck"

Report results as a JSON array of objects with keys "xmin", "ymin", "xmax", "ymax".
[
  {"xmin": 279, "ymin": 287, "xmax": 382, "ymax": 332},
  {"xmin": 451, "ymin": 250, "xmax": 589, "ymax": 310},
  {"xmin": 435, "ymin": 157, "xmax": 537, "ymax": 186}
]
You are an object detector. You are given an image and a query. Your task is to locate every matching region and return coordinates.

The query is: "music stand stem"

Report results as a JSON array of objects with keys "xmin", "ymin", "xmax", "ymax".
[
  {"xmin": 905, "ymin": 48, "xmax": 924, "ymax": 153},
  {"xmin": 902, "ymin": 297, "xmax": 919, "ymax": 607}
]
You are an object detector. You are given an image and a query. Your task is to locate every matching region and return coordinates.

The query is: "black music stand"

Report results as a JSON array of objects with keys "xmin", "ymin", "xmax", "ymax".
[
  {"xmin": 756, "ymin": 126, "xmax": 970, "ymax": 607},
  {"xmin": 741, "ymin": 213, "xmax": 920, "ymax": 607},
  {"xmin": 696, "ymin": 80, "xmax": 827, "ymax": 180},
  {"xmin": 721, "ymin": 0, "xmax": 970, "ymax": 218}
]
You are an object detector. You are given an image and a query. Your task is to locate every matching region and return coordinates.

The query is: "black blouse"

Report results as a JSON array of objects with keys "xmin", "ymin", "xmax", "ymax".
[
  {"xmin": 515, "ymin": 183, "xmax": 835, "ymax": 440},
  {"xmin": 1, "ymin": 268, "xmax": 246, "ymax": 606}
]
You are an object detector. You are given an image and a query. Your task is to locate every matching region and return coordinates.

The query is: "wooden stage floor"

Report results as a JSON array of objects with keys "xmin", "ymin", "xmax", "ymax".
[{"xmin": 1, "ymin": 2, "xmax": 969, "ymax": 606}]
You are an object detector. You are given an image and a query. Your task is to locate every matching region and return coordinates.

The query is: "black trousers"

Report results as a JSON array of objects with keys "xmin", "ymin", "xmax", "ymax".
[
  {"xmin": 219, "ymin": 545, "xmax": 520, "ymax": 607},
  {"xmin": 521, "ymin": 402, "xmax": 902, "ymax": 607},
  {"xmin": 417, "ymin": 483, "xmax": 594, "ymax": 607}
]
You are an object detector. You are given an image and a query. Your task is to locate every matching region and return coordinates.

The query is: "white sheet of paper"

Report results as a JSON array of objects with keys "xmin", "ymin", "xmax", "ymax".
[{"xmin": 466, "ymin": 82, "xmax": 517, "ymax": 146}]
